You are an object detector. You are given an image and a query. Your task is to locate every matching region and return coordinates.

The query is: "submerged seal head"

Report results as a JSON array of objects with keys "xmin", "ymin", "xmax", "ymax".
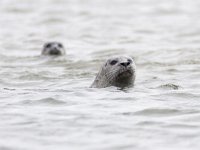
[
  {"xmin": 91, "ymin": 56, "xmax": 136, "ymax": 88},
  {"xmin": 42, "ymin": 42, "xmax": 65, "ymax": 56}
]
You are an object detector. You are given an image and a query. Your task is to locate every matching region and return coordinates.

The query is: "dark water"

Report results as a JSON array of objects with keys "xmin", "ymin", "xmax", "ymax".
[{"xmin": 0, "ymin": 0, "xmax": 200, "ymax": 150}]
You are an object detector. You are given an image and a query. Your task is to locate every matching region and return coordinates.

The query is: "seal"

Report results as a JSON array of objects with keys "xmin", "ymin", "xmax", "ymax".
[
  {"xmin": 41, "ymin": 42, "xmax": 65, "ymax": 56},
  {"xmin": 91, "ymin": 56, "xmax": 136, "ymax": 88}
]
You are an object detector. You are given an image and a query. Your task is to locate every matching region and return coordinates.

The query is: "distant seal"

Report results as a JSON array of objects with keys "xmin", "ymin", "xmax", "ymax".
[
  {"xmin": 91, "ymin": 56, "xmax": 136, "ymax": 88},
  {"xmin": 42, "ymin": 42, "xmax": 65, "ymax": 56}
]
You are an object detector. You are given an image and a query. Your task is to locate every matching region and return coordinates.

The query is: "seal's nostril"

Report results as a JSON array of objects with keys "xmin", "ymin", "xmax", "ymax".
[{"xmin": 120, "ymin": 62, "xmax": 130, "ymax": 67}]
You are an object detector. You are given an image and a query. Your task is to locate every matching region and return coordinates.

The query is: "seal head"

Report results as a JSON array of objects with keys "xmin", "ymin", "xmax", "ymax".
[
  {"xmin": 91, "ymin": 56, "xmax": 136, "ymax": 88},
  {"xmin": 42, "ymin": 42, "xmax": 65, "ymax": 56}
]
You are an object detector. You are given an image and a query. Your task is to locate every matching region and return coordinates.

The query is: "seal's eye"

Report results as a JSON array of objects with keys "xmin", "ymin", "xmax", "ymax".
[
  {"xmin": 110, "ymin": 60, "xmax": 118, "ymax": 65},
  {"xmin": 58, "ymin": 43, "xmax": 63, "ymax": 47},
  {"xmin": 46, "ymin": 44, "xmax": 51, "ymax": 48},
  {"xmin": 127, "ymin": 59, "xmax": 132, "ymax": 63}
]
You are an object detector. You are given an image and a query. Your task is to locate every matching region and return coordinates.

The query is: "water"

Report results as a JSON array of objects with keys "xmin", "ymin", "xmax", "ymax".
[{"xmin": 0, "ymin": 0, "xmax": 200, "ymax": 149}]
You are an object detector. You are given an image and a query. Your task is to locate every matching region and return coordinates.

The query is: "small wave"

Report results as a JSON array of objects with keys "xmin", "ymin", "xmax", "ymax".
[
  {"xmin": 20, "ymin": 98, "xmax": 66, "ymax": 106},
  {"xmin": 159, "ymin": 83, "xmax": 181, "ymax": 90},
  {"xmin": 134, "ymin": 108, "xmax": 181, "ymax": 117}
]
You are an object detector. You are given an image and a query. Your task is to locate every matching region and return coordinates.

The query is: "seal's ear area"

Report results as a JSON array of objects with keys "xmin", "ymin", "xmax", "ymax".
[
  {"xmin": 105, "ymin": 62, "xmax": 107, "ymax": 67},
  {"xmin": 104, "ymin": 58, "xmax": 111, "ymax": 67}
]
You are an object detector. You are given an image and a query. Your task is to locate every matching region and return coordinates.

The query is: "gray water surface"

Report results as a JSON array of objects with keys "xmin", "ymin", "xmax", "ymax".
[{"xmin": 0, "ymin": 0, "xmax": 200, "ymax": 150}]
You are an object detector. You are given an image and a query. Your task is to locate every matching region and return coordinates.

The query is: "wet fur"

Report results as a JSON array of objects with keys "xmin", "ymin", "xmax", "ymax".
[
  {"xmin": 42, "ymin": 42, "xmax": 65, "ymax": 56},
  {"xmin": 91, "ymin": 56, "xmax": 136, "ymax": 88}
]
